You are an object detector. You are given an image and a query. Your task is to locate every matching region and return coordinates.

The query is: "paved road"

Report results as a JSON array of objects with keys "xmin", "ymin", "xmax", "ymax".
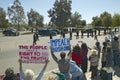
[{"xmin": 0, "ymin": 33, "xmax": 120, "ymax": 80}]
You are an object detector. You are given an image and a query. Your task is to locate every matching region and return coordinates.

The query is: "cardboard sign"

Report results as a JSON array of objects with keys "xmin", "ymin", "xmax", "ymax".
[
  {"xmin": 19, "ymin": 45, "xmax": 49, "ymax": 63},
  {"xmin": 50, "ymin": 38, "xmax": 70, "ymax": 52}
]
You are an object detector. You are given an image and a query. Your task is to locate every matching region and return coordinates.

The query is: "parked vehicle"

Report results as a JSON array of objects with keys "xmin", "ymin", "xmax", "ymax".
[
  {"xmin": 38, "ymin": 29, "xmax": 57, "ymax": 36},
  {"xmin": 49, "ymin": 29, "xmax": 61, "ymax": 34},
  {"xmin": 82, "ymin": 29, "xmax": 96, "ymax": 33},
  {"xmin": 3, "ymin": 29, "xmax": 19, "ymax": 36}
]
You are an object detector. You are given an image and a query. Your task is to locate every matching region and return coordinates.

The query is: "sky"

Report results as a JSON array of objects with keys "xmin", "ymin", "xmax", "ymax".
[{"xmin": 0, "ymin": 0, "xmax": 120, "ymax": 24}]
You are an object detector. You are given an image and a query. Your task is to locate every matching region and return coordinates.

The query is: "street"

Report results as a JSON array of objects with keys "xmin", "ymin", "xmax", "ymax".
[{"xmin": 0, "ymin": 33, "xmax": 120, "ymax": 80}]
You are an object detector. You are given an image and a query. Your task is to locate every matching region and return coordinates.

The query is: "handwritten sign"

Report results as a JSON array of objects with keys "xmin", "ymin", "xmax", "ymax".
[
  {"xmin": 50, "ymin": 38, "xmax": 70, "ymax": 52},
  {"xmin": 19, "ymin": 45, "xmax": 49, "ymax": 63}
]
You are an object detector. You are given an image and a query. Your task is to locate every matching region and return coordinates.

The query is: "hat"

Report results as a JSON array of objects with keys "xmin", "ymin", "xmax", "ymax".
[
  {"xmin": 91, "ymin": 49, "xmax": 97, "ymax": 55},
  {"xmin": 114, "ymin": 36, "xmax": 118, "ymax": 40}
]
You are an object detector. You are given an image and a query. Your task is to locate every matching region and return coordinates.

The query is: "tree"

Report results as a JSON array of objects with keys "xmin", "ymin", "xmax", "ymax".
[
  {"xmin": 100, "ymin": 11, "xmax": 112, "ymax": 28},
  {"xmin": 7, "ymin": 0, "xmax": 25, "ymax": 30},
  {"xmin": 112, "ymin": 13, "xmax": 120, "ymax": 27},
  {"xmin": 100, "ymin": 11, "xmax": 112, "ymax": 34},
  {"xmin": 70, "ymin": 12, "xmax": 81, "ymax": 27},
  {"xmin": 27, "ymin": 9, "xmax": 44, "ymax": 28},
  {"xmin": 92, "ymin": 16, "xmax": 102, "ymax": 29},
  {"xmin": 0, "ymin": 7, "xmax": 9, "ymax": 29},
  {"xmin": 79, "ymin": 20, "xmax": 86, "ymax": 27},
  {"xmin": 48, "ymin": 0, "xmax": 72, "ymax": 29}
]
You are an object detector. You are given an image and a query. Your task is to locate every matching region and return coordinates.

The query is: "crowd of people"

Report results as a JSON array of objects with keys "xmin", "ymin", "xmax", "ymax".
[{"xmin": 2, "ymin": 29, "xmax": 120, "ymax": 80}]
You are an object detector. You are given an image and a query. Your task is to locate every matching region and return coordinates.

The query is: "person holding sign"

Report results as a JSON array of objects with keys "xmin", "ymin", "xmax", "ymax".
[
  {"xmin": 50, "ymin": 46, "xmax": 72, "ymax": 80},
  {"xmin": 18, "ymin": 59, "xmax": 49, "ymax": 80}
]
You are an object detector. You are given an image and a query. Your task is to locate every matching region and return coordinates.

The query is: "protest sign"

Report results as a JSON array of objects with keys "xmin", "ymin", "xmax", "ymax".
[
  {"xmin": 19, "ymin": 45, "xmax": 49, "ymax": 63},
  {"xmin": 50, "ymin": 38, "xmax": 70, "ymax": 52}
]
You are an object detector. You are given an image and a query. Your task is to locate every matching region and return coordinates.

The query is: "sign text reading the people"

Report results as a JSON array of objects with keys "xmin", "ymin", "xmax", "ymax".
[{"xmin": 19, "ymin": 45, "xmax": 49, "ymax": 63}]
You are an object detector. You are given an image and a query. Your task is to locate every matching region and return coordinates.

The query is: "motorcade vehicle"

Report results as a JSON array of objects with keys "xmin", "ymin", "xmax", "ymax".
[
  {"xmin": 82, "ymin": 29, "xmax": 96, "ymax": 33},
  {"xmin": 3, "ymin": 29, "xmax": 19, "ymax": 36},
  {"xmin": 38, "ymin": 29, "xmax": 57, "ymax": 36},
  {"xmin": 49, "ymin": 29, "xmax": 61, "ymax": 34}
]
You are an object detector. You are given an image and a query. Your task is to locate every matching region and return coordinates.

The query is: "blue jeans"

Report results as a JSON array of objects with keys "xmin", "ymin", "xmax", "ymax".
[
  {"xmin": 72, "ymin": 76, "xmax": 80, "ymax": 80},
  {"xmin": 113, "ymin": 50, "xmax": 119, "ymax": 65},
  {"xmin": 72, "ymin": 74, "xmax": 86, "ymax": 80},
  {"xmin": 62, "ymin": 72, "xmax": 71, "ymax": 80},
  {"xmin": 107, "ymin": 73, "xmax": 112, "ymax": 80}
]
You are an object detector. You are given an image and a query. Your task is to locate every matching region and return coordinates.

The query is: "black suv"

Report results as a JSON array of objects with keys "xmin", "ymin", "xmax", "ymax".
[
  {"xmin": 38, "ymin": 29, "xmax": 57, "ymax": 36},
  {"xmin": 3, "ymin": 29, "xmax": 19, "ymax": 36}
]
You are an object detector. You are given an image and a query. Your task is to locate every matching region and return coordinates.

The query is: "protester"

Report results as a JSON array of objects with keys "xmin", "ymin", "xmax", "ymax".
[
  {"xmin": 18, "ymin": 59, "xmax": 49, "ymax": 80},
  {"xmin": 80, "ymin": 42, "xmax": 88, "ymax": 73},
  {"xmin": 111, "ymin": 36, "xmax": 119, "ymax": 66},
  {"xmin": 104, "ymin": 37, "xmax": 111, "ymax": 46},
  {"xmin": 100, "ymin": 65, "xmax": 114, "ymax": 80},
  {"xmin": 106, "ymin": 46, "xmax": 113, "ymax": 67},
  {"xmin": 101, "ymin": 43, "xmax": 107, "ymax": 68},
  {"xmin": 50, "ymin": 48, "xmax": 71, "ymax": 80},
  {"xmin": 95, "ymin": 41, "xmax": 101, "ymax": 58},
  {"xmin": 3, "ymin": 67, "xmax": 19, "ymax": 80},
  {"xmin": 71, "ymin": 44, "xmax": 82, "ymax": 67},
  {"xmin": 70, "ymin": 60, "xmax": 86, "ymax": 80},
  {"xmin": 89, "ymin": 49, "xmax": 99, "ymax": 79}
]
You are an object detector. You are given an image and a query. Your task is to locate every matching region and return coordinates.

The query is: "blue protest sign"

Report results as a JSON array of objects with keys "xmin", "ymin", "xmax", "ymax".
[{"xmin": 50, "ymin": 38, "xmax": 70, "ymax": 52}]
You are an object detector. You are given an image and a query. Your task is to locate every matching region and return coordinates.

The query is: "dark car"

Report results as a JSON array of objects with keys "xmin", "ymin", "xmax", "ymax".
[
  {"xmin": 82, "ymin": 29, "xmax": 96, "ymax": 33},
  {"xmin": 38, "ymin": 29, "xmax": 57, "ymax": 36},
  {"xmin": 49, "ymin": 29, "xmax": 61, "ymax": 34},
  {"xmin": 3, "ymin": 29, "xmax": 19, "ymax": 36}
]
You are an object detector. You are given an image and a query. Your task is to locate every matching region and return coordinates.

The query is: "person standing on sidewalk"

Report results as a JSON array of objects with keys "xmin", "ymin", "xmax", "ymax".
[
  {"xmin": 70, "ymin": 60, "xmax": 86, "ymax": 80},
  {"xmin": 106, "ymin": 46, "xmax": 113, "ymax": 67},
  {"xmin": 89, "ymin": 49, "xmax": 99, "ymax": 79},
  {"xmin": 76, "ymin": 29, "xmax": 79, "ymax": 39},
  {"xmin": 101, "ymin": 42, "xmax": 107, "ymax": 68},
  {"xmin": 71, "ymin": 44, "xmax": 82, "ymax": 67},
  {"xmin": 95, "ymin": 41, "xmax": 101, "ymax": 58},
  {"xmin": 80, "ymin": 42, "xmax": 89, "ymax": 73},
  {"xmin": 50, "ymin": 47, "xmax": 72, "ymax": 80},
  {"xmin": 33, "ymin": 32, "xmax": 37, "ymax": 45},
  {"xmin": 111, "ymin": 36, "xmax": 119, "ymax": 66}
]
